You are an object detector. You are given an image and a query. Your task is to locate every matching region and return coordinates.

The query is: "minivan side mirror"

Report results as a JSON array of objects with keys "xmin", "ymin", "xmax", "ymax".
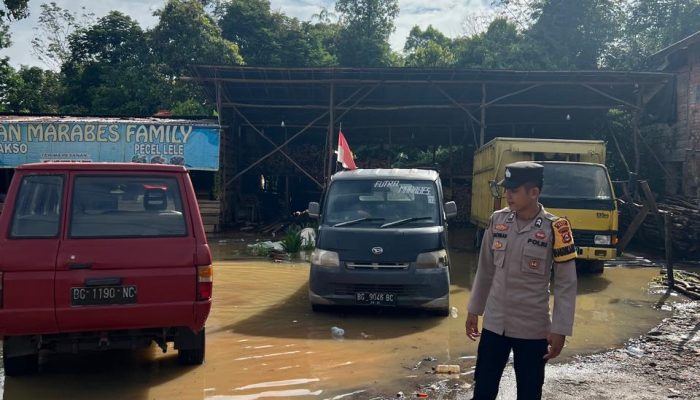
[
  {"xmin": 308, "ymin": 202, "xmax": 320, "ymax": 219},
  {"xmin": 444, "ymin": 201, "xmax": 457, "ymax": 219},
  {"xmin": 488, "ymin": 180, "xmax": 501, "ymax": 198}
]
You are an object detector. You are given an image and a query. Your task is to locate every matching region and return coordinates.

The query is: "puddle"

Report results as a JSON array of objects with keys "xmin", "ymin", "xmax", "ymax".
[{"xmin": 1, "ymin": 229, "xmax": 685, "ymax": 399}]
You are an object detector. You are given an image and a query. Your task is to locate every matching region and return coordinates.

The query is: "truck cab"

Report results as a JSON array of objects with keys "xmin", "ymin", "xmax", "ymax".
[
  {"xmin": 470, "ymin": 137, "xmax": 618, "ymax": 273},
  {"xmin": 307, "ymin": 169, "xmax": 457, "ymax": 316}
]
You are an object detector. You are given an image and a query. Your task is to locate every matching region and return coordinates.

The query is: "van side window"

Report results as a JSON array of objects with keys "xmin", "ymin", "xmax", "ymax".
[
  {"xmin": 69, "ymin": 176, "xmax": 187, "ymax": 238},
  {"xmin": 10, "ymin": 175, "xmax": 64, "ymax": 238}
]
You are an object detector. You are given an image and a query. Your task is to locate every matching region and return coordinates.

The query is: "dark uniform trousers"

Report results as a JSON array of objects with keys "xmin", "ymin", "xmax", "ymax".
[{"xmin": 473, "ymin": 329, "xmax": 548, "ymax": 400}]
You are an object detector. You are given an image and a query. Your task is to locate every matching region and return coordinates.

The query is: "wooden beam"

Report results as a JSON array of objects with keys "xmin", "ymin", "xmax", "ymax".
[
  {"xmin": 182, "ymin": 76, "xmax": 666, "ymax": 86},
  {"xmin": 617, "ymin": 203, "xmax": 650, "ymax": 254},
  {"xmin": 326, "ymin": 83, "xmax": 335, "ymax": 183},
  {"xmin": 434, "ymin": 85, "xmax": 481, "ymax": 126},
  {"xmin": 221, "ymin": 102, "xmax": 622, "ymax": 110},
  {"xmin": 581, "ymin": 83, "xmax": 639, "ymax": 110},
  {"xmin": 480, "ymin": 83, "xmax": 486, "ymax": 146},
  {"xmin": 230, "ymin": 105, "xmax": 323, "ymax": 188}
]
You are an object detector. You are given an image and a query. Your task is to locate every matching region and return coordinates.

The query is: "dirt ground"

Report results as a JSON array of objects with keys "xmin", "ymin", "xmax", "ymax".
[{"xmin": 371, "ymin": 299, "xmax": 700, "ymax": 400}]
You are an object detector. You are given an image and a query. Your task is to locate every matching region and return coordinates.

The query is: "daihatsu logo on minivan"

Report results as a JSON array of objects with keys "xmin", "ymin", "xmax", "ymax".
[{"xmin": 371, "ymin": 247, "xmax": 383, "ymax": 255}]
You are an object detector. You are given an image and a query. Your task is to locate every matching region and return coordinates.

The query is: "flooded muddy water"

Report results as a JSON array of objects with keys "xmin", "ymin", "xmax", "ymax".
[{"xmin": 1, "ymin": 230, "xmax": 685, "ymax": 400}]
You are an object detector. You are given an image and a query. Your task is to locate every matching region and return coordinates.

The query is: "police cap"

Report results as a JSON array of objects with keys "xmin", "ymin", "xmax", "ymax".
[{"xmin": 498, "ymin": 161, "xmax": 544, "ymax": 189}]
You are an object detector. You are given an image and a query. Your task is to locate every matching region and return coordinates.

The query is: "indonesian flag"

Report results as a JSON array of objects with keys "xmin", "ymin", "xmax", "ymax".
[{"xmin": 336, "ymin": 130, "xmax": 357, "ymax": 170}]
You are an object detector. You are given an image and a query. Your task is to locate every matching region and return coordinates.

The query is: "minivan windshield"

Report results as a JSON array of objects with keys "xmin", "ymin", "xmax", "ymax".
[{"xmin": 324, "ymin": 179, "xmax": 439, "ymax": 227}]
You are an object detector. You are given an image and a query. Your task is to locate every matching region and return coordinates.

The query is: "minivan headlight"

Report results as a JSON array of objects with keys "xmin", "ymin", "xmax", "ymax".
[
  {"xmin": 416, "ymin": 250, "xmax": 448, "ymax": 269},
  {"xmin": 594, "ymin": 235, "xmax": 611, "ymax": 245},
  {"xmin": 311, "ymin": 249, "xmax": 339, "ymax": 268}
]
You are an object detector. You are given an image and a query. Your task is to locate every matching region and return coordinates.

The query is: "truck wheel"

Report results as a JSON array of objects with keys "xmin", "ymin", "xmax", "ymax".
[
  {"xmin": 3, "ymin": 340, "xmax": 38, "ymax": 376},
  {"xmin": 578, "ymin": 260, "xmax": 605, "ymax": 274},
  {"xmin": 588, "ymin": 261, "xmax": 605, "ymax": 274},
  {"xmin": 177, "ymin": 328, "xmax": 205, "ymax": 366}
]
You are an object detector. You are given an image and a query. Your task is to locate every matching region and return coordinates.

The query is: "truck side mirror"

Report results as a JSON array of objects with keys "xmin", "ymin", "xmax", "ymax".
[
  {"xmin": 308, "ymin": 202, "xmax": 320, "ymax": 219},
  {"xmin": 444, "ymin": 201, "xmax": 457, "ymax": 219},
  {"xmin": 488, "ymin": 180, "xmax": 501, "ymax": 198}
]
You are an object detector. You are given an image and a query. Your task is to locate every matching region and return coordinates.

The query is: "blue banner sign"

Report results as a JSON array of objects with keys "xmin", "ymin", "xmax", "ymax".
[{"xmin": 0, "ymin": 121, "xmax": 220, "ymax": 170}]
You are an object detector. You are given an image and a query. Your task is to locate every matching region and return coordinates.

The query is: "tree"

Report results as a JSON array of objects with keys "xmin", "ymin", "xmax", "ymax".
[
  {"xmin": 3, "ymin": 66, "xmax": 61, "ymax": 113},
  {"xmin": 522, "ymin": 0, "xmax": 623, "ymax": 69},
  {"xmin": 217, "ymin": 0, "xmax": 337, "ymax": 67},
  {"xmin": 0, "ymin": 0, "xmax": 30, "ymax": 109},
  {"xmin": 151, "ymin": 0, "xmax": 242, "ymax": 76},
  {"xmin": 335, "ymin": 0, "xmax": 400, "ymax": 67},
  {"xmin": 403, "ymin": 25, "xmax": 456, "ymax": 67},
  {"xmin": 31, "ymin": 2, "xmax": 95, "ymax": 70},
  {"xmin": 455, "ymin": 18, "xmax": 532, "ymax": 69},
  {"xmin": 61, "ymin": 12, "xmax": 164, "ymax": 115},
  {"xmin": 216, "ymin": 0, "xmax": 281, "ymax": 65},
  {"xmin": 605, "ymin": 0, "xmax": 700, "ymax": 69}
]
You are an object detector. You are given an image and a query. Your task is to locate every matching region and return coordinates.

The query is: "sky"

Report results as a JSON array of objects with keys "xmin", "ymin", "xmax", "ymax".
[{"xmin": 3, "ymin": 0, "xmax": 492, "ymax": 69}]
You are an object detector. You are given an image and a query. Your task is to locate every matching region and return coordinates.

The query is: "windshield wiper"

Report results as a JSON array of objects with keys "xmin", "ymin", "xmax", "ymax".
[
  {"xmin": 380, "ymin": 216, "xmax": 433, "ymax": 229},
  {"xmin": 333, "ymin": 217, "xmax": 385, "ymax": 227}
]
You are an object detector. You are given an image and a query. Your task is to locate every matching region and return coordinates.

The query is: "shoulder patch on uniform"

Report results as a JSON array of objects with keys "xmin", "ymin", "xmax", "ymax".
[{"xmin": 552, "ymin": 218, "xmax": 576, "ymax": 263}]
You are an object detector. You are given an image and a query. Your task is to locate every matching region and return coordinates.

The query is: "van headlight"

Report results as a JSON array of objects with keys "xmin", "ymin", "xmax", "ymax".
[
  {"xmin": 416, "ymin": 250, "xmax": 448, "ymax": 269},
  {"xmin": 311, "ymin": 249, "xmax": 339, "ymax": 268},
  {"xmin": 594, "ymin": 235, "xmax": 611, "ymax": 245}
]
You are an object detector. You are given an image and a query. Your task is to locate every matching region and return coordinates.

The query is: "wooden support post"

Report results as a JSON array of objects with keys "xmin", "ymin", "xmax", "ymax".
[
  {"xmin": 664, "ymin": 213, "xmax": 674, "ymax": 288},
  {"xmin": 480, "ymin": 83, "xmax": 486, "ymax": 147},
  {"xmin": 326, "ymin": 83, "xmax": 335, "ymax": 184},
  {"xmin": 617, "ymin": 203, "xmax": 649, "ymax": 255},
  {"xmin": 215, "ymin": 81, "xmax": 225, "ymax": 230},
  {"xmin": 449, "ymin": 127, "xmax": 454, "ymax": 201},
  {"xmin": 641, "ymin": 180, "xmax": 664, "ymax": 234}
]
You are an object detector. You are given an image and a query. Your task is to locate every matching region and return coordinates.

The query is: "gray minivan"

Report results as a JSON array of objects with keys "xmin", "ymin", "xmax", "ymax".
[{"xmin": 307, "ymin": 169, "xmax": 457, "ymax": 316}]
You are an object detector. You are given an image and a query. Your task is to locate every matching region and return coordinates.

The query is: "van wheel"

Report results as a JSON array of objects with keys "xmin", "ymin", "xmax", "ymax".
[
  {"xmin": 432, "ymin": 307, "xmax": 450, "ymax": 317},
  {"xmin": 177, "ymin": 328, "xmax": 205, "ymax": 366},
  {"xmin": 311, "ymin": 304, "xmax": 327, "ymax": 313},
  {"xmin": 3, "ymin": 340, "xmax": 38, "ymax": 376}
]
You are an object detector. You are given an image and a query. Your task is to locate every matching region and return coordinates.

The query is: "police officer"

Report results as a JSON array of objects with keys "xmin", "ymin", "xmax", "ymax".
[{"xmin": 465, "ymin": 161, "xmax": 577, "ymax": 400}]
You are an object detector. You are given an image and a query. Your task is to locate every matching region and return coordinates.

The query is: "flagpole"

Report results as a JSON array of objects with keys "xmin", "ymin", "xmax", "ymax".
[{"xmin": 335, "ymin": 122, "xmax": 342, "ymax": 173}]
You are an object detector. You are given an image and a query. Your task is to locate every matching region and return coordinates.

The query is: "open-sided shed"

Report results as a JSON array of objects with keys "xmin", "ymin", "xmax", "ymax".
[{"xmin": 184, "ymin": 66, "xmax": 674, "ymax": 226}]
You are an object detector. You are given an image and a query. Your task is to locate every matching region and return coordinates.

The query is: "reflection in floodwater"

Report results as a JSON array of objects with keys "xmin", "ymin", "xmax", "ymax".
[{"xmin": 1, "ymin": 229, "xmax": 685, "ymax": 399}]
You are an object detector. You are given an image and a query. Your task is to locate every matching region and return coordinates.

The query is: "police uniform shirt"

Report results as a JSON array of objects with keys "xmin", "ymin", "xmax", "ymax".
[{"xmin": 467, "ymin": 205, "xmax": 578, "ymax": 339}]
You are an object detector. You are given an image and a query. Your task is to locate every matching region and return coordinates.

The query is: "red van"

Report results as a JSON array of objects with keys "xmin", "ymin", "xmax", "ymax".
[{"xmin": 0, "ymin": 163, "xmax": 213, "ymax": 375}]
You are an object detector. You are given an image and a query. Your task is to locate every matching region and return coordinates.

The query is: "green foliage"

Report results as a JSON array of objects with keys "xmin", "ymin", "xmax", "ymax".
[
  {"xmin": 281, "ymin": 226, "xmax": 303, "ymax": 254},
  {"xmin": 335, "ymin": 0, "xmax": 399, "ymax": 66},
  {"xmin": 60, "ymin": 11, "xmax": 163, "ymax": 115},
  {"xmin": 32, "ymin": 2, "xmax": 95, "ymax": 70},
  {"xmin": 3, "ymin": 66, "xmax": 61, "ymax": 113},
  {"xmin": 404, "ymin": 25, "xmax": 456, "ymax": 67},
  {"xmin": 217, "ymin": 0, "xmax": 336, "ymax": 67},
  {"xmin": 151, "ymin": 0, "xmax": 242, "ymax": 76}
]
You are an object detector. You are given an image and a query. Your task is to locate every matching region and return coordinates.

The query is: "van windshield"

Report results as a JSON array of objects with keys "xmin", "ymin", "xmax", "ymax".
[{"xmin": 324, "ymin": 180, "xmax": 439, "ymax": 227}]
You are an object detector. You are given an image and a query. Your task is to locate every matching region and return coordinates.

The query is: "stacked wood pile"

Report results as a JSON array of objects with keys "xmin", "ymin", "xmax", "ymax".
[
  {"xmin": 197, "ymin": 199, "xmax": 221, "ymax": 233},
  {"xmin": 619, "ymin": 195, "xmax": 700, "ymax": 259},
  {"xmin": 451, "ymin": 184, "xmax": 472, "ymax": 224},
  {"xmin": 657, "ymin": 270, "xmax": 700, "ymax": 300}
]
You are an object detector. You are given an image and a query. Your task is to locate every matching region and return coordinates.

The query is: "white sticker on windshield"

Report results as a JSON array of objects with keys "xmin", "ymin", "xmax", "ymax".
[
  {"xmin": 398, "ymin": 185, "xmax": 432, "ymax": 195},
  {"xmin": 427, "ymin": 195, "xmax": 436, "ymax": 204},
  {"xmin": 374, "ymin": 180, "xmax": 400, "ymax": 188}
]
